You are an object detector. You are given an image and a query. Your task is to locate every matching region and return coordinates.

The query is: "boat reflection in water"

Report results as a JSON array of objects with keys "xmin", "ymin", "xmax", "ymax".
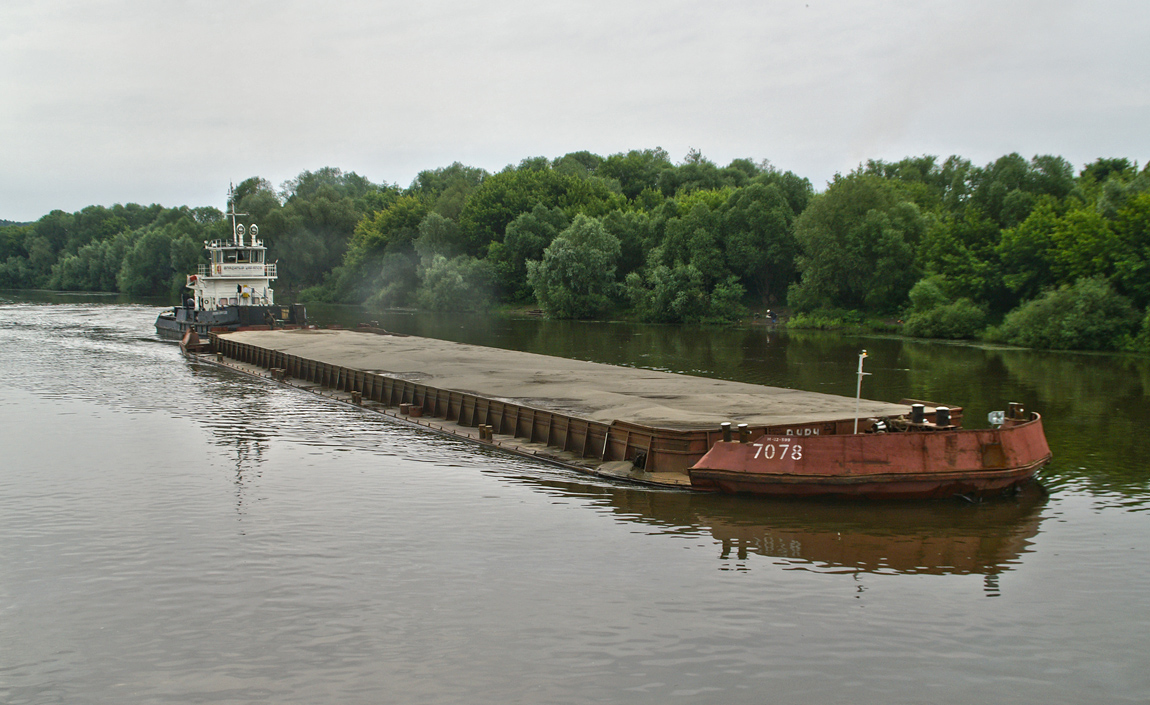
[
  {"xmin": 699, "ymin": 489, "xmax": 1046, "ymax": 578},
  {"xmin": 518, "ymin": 474, "xmax": 1047, "ymax": 581}
]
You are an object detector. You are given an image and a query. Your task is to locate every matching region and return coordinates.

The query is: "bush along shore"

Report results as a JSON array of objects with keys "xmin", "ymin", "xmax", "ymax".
[{"xmin": 4, "ymin": 151, "xmax": 1150, "ymax": 353}]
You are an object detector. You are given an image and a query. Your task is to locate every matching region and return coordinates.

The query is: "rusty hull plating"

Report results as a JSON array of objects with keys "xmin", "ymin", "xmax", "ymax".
[{"xmin": 688, "ymin": 413, "xmax": 1052, "ymax": 499}]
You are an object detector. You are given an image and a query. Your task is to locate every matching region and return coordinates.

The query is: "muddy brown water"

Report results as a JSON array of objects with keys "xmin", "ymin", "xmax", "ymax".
[{"xmin": 2, "ymin": 295, "xmax": 1148, "ymax": 704}]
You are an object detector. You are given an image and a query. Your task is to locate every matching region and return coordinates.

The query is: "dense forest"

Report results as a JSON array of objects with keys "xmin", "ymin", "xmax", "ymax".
[{"xmin": 3, "ymin": 149, "xmax": 1149, "ymax": 353}]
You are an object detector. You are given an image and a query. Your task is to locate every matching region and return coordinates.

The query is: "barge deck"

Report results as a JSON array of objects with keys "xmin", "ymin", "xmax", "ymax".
[{"xmin": 210, "ymin": 328, "xmax": 938, "ymax": 489}]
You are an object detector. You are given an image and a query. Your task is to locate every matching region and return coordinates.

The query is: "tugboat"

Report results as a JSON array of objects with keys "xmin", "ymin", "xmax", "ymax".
[{"xmin": 155, "ymin": 185, "xmax": 305, "ymax": 341}]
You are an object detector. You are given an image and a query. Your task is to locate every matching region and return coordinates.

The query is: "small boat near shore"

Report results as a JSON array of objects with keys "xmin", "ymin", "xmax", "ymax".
[{"xmin": 155, "ymin": 185, "xmax": 305, "ymax": 340}]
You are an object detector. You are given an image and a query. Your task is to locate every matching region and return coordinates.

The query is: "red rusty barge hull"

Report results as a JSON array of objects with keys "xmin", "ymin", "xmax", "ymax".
[{"xmin": 688, "ymin": 414, "xmax": 1051, "ymax": 499}]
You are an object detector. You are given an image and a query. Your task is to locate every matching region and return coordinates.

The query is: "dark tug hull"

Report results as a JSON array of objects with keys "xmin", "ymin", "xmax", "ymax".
[{"xmin": 155, "ymin": 303, "xmax": 306, "ymax": 340}]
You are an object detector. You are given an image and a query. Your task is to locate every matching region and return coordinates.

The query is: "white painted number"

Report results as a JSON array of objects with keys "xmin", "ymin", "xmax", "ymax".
[{"xmin": 750, "ymin": 443, "xmax": 803, "ymax": 461}]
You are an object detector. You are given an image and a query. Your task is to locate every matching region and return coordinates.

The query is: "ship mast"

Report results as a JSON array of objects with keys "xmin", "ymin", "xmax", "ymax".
[{"xmin": 226, "ymin": 183, "xmax": 249, "ymax": 247}]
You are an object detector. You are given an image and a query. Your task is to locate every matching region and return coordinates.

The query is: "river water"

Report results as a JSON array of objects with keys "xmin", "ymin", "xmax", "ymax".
[{"xmin": 2, "ymin": 295, "xmax": 1148, "ymax": 704}]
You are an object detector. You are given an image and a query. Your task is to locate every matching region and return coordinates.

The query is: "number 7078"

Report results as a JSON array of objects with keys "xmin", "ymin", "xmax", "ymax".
[{"xmin": 751, "ymin": 443, "xmax": 803, "ymax": 460}]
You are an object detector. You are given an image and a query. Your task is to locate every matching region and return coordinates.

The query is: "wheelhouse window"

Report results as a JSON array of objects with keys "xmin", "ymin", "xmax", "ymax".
[{"xmin": 216, "ymin": 248, "xmax": 262, "ymax": 264}]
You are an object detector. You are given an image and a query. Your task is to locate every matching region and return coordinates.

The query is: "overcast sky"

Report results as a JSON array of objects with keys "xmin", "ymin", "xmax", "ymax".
[{"xmin": 2, "ymin": 0, "xmax": 1147, "ymax": 221}]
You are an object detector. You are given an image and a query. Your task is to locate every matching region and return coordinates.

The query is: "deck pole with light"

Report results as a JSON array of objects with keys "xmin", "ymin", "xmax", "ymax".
[{"xmin": 854, "ymin": 350, "xmax": 869, "ymax": 434}]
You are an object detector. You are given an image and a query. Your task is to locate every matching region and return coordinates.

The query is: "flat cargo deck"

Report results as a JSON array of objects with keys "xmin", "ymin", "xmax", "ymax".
[{"xmin": 221, "ymin": 328, "xmax": 911, "ymax": 430}]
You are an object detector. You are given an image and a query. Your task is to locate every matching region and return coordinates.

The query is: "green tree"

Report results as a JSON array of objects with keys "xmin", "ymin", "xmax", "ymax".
[
  {"xmin": 118, "ymin": 229, "xmax": 176, "ymax": 296},
  {"xmin": 274, "ymin": 184, "xmax": 367, "ymax": 290},
  {"xmin": 49, "ymin": 230, "xmax": 136, "ymax": 292},
  {"xmin": 233, "ymin": 177, "xmax": 281, "ymax": 222},
  {"xmin": 657, "ymin": 149, "xmax": 725, "ymax": 196},
  {"xmin": 995, "ymin": 198, "xmax": 1062, "ymax": 302},
  {"xmin": 626, "ymin": 262, "xmax": 707, "ymax": 323},
  {"xmin": 1113, "ymin": 192, "xmax": 1150, "ymax": 307},
  {"xmin": 168, "ymin": 233, "xmax": 203, "ymax": 296},
  {"xmin": 1128, "ymin": 308, "xmax": 1150, "ymax": 353},
  {"xmin": 0, "ymin": 224, "xmax": 30, "ymax": 261},
  {"xmin": 24, "ymin": 233, "xmax": 57, "ymax": 286},
  {"xmin": 362, "ymin": 252, "xmax": 420, "ymax": 310},
  {"xmin": 409, "ymin": 162, "xmax": 488, "ymax": 221},
  {"xmin": 624, "ymin": 259, "xmax": 745, "ymax": 324},
  {"xmin": 552, "ymin": 151, "xmax": 604, "ymax": 177},
  {"xmin": 600, "ymin": 209, "xmax": 652, "ymax": 278},
  {"xmin": 598, "ymin": 148, "xmax": 673, "ymax": 200},
  {"xmin": 0, "ymin": 224, "xmax": 34, "ymax": 288},
  {"xmin": 67, "ymin": 206, "xmax": 128, "ymax": 254},
  {"xmin": 281, "ymin": 167, "xmax": 382, "ymax": 206},
  {"xmin": 526, "ymin": 215, "xmax": 621, "ymax": 319},
  {"xmin": 623, "ymin": 188, "xmax": 752, "ymax": 323},
  {"xmin": 659, "ymin": 197, "xmax": 728, "ymax": 285},
  {"xmin": 313, "ymin": 195, "xmax": 431, "ymax": 303},
  {"xmin": 114, "ymin": 216, "xmax": 207, "ymax": 297},
  {"xmin": 902, "ymin": 276, "xmax": 986, "ymax": 339},
  {"xmin": 262, "ymin": 168, "xmax": 395, "ymax": 297},
  {"xmin": 30, "ymin": 210, "xmax": 73, "ymax": 255},
  {"xmin": 488, "ymin": 204, "xmax": 569, "ymax": 302},
  {"xmin": 919, "ymin": 209, "xmax": 1009, "ymax": 309},
  {"xmin": 789, "ymin": 174, "xmax": 925, "ymax": 312},
  {"xmin": 1079, "ymin": 158, "xmax": 1136, "ymax": 184},
  {"xmin": 720, "ymin": 181, "xmax": 800, "ymax": 303},
  {"xmin": 459, "ymin": 166, "xmax": 624, "ymax": 253},
  {"xmin": 415, "ymin": 255, "xmax": 494, "ymax": 311},
  {"xmin": 346, "ymin": 195, "xmax": 430, "ymax": 266},
  {"xmin": 755, "ymin": 169, "xmax": 814, "ymax": 217},
  {"xmin": 994, "ymin": 276, "xmax": 1139, "ymax": 351},
  {"xmin": 413, "ymin": 212, "xmax": 466, "ymax": 263},
  {"xmin": 966, "ymin": 153, "xmax": 1075, "ymax": 228},
  {"xmin": 997, "ymin": 198, "xmax": 1120, "ymax": 305}
]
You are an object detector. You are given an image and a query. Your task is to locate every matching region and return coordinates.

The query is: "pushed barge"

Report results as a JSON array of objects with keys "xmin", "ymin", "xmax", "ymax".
[
  {"xmin": 208, "ymin": 328, "xmax": 1052, "ymax": 499},
  {"xmin": 155, "ymin": 186, "xmax": 305, "ymax": 340}
]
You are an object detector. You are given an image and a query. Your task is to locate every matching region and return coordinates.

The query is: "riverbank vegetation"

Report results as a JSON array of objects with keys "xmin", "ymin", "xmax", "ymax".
[{"xmin": 3, "ymin": 150, "xmax": 1149, "ymax": 353}]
